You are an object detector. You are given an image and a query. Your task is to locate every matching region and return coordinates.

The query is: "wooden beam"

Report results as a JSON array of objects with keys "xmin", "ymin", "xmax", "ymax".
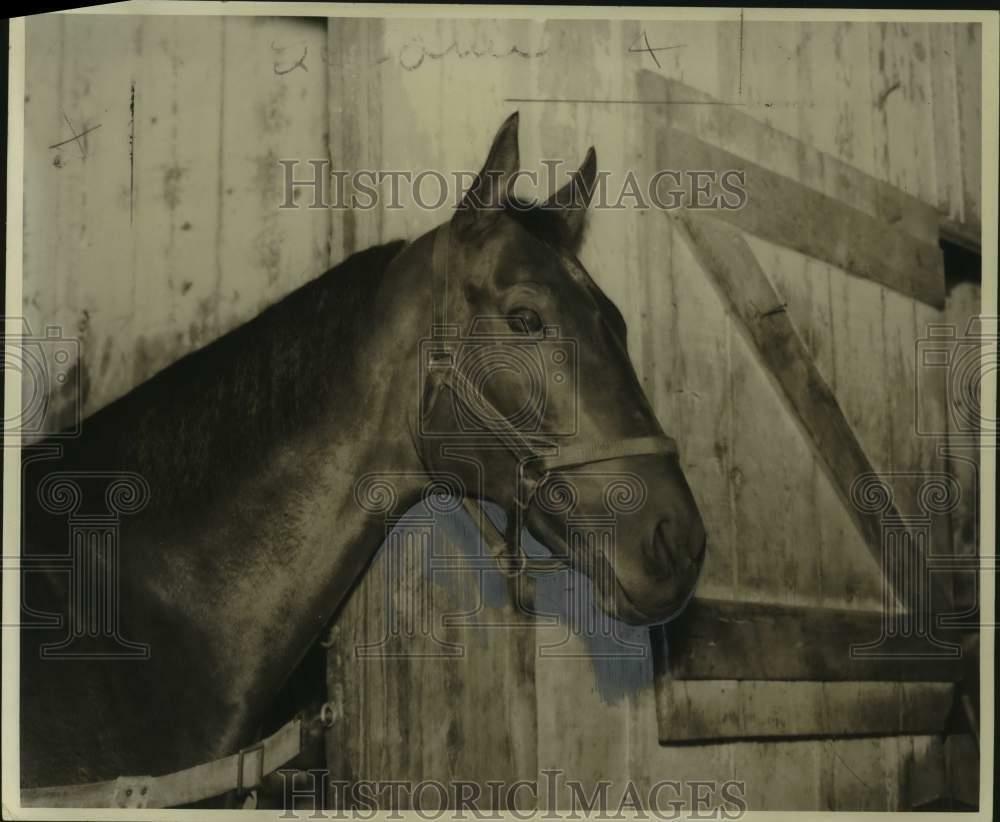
[
  {"xmin": 654, "ymin": 127, "xmax": 945, "ymax": 308},
  {"xmin": 654, "ymin": 678, "xmax": 955, "ymax": 743},
  {"xmin": 668, "ymin": 211, "xmax": 953, "ymax": 613},
  {"xmin": 638, "ymin": 72, "xmax": 946, "ymax": 308},
  {"xmin": 940, "ymin": 217, "xmax": 982, "ymax": 256},
  {"xmin": 652, "ymin": 599, "xmax": 970, "ymax": 683},
  {"xmin": 637, "ymin": 71, "xmax": 945, "ymax": 249}
]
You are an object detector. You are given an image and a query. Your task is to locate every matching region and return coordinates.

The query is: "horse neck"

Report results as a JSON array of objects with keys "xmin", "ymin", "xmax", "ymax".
[
  {"xmin": 21, "ymin": 238, "xmax": 447, "ymax": 780},
  {"xmin": 225, "ymin": 248, "xmax": 436, "ymax": 665},
  {"xmin": 136, "ymin": 241, "xmax": 438, "ymax": 751}
]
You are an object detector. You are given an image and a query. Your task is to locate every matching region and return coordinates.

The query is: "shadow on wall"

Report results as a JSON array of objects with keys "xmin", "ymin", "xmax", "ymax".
[{"xmin": 357, "ymin": 498, "xmax": 656, "ymax": 703}]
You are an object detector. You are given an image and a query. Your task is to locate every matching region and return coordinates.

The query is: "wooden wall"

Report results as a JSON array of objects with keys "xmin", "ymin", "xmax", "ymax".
[
  {"xmin": 23, "ymin": 14, "xmax": 331, "ymax": 436},
  {"xmin": 317, "ymin": 18, "xmax": 983, "ymax": 811},
  {"xmin": 22, "ymin": 17, "xmax": 982, "ymax": 434},
  {"xmin": 21, "ymin": 14, "xmax": 985, "ymax": 811}
]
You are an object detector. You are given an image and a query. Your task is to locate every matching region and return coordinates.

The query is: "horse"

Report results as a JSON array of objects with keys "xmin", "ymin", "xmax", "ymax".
[{"xmin": 19, "ymin": 112, "xmax": 707, "ymax": 806}]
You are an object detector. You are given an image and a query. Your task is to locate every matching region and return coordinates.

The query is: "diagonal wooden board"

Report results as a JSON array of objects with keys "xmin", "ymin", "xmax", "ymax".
[
  {"xmin": 657, "ymin": 128, "xmax": 946, "ymax": 307},
  {"xmin": 668, "ymin": 209, "xmax": 952, "ymax": 614},
  {"xmin": 636, "ymin": 71, "xmax": 947, "ymax": 308},
  {"xmin": 635, "ymin": 71, "xmax": 945, "ymax": 250}
]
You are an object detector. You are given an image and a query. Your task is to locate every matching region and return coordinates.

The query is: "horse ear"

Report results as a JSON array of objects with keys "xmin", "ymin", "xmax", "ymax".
[
  {"xmin": 543, "ymin": 147, "xmax": 597, "ymax": 251},
  {"xmin": 455, "ymin": 112, "xmax": 520, "ymax": 230}
]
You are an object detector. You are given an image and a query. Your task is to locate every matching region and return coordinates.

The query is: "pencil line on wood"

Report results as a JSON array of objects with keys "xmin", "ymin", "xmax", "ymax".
[{"xmin": 504, "ymin": 98, "xmax": 746, "ymax": 106}]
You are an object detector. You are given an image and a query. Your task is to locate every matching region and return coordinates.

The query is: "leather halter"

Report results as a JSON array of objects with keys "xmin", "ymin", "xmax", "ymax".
[{"xmin": 421, "ymin": 221, "xmax": 679, "ymax": 576}]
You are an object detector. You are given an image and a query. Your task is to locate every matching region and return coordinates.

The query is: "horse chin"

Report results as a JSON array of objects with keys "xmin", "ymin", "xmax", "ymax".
[
  {"xmin": 551, "ymin": 538, "xmax": 669, "ymax": 626},
  {"xmin": 525, "ymin": 516, "xmax": 694, "ymax": 626},
  {"xmin": 560, "ymin": 536, "xmax": 694, "ymax": 627},
  {"xmin": 594, "ymin": 576, "xmax": 694, "ymax": 627}
]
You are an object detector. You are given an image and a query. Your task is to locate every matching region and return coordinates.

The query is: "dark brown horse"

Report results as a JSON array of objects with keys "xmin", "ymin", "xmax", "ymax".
[{"xmin": 20, "ymin": 114, "xmax": 706, "ymax": 803}]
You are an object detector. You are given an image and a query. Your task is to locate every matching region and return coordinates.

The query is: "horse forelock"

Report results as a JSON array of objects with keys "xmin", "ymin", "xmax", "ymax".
[{"xmin": 501, "ymin": 199, "xmax": 628, "ymax": 345}]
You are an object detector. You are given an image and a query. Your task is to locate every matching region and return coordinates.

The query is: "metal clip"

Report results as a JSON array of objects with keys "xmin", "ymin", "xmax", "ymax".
[
  {"xmin": 112, "ymin": 776, "xmax": 152, "ymax": 808},
  {"xmin": 320, "ymin": 689, "xmax": 343, "ymax": 728}
]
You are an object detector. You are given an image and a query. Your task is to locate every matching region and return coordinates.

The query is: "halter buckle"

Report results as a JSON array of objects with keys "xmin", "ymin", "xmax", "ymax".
[{"xmin": 236, "ymin": 742, "xmax": 265, "ymax": 795}]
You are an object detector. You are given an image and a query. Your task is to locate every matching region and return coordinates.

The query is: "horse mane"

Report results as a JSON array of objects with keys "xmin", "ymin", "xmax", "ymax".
[
  {"xmin": 35, "ymin": 202, "xmax": 626, "ymax": 512},
  {"xmin": 39, "ymin": 241, "xmax": 407, "ymax": 509}
]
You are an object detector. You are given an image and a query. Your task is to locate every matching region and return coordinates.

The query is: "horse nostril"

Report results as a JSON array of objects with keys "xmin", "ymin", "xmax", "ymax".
[
  {"xmin": 653, "ymin": 517, "xmax": 705, "ymax": 571},
  {"xmin": 653, "ymin": 519, "xmax": 675, "ymax": 567}
]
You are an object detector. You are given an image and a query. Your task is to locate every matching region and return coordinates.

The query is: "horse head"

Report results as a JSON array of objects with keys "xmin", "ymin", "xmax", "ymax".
[{"xmin": 412, "ymin": 113, "xmax": 706, "ymax": 625}]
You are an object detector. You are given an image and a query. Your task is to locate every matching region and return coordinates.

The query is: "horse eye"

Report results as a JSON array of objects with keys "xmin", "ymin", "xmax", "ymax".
[{"xmin": 507, "ymin": 307, "xmax": 543, "ymax": 334}]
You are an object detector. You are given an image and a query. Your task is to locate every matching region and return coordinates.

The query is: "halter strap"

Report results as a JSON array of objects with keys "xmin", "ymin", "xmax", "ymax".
[
  {"xmin": 501, "ymin": 434, "xmax": 678, "ymax": 575},
  {"xmin": 431, "ymin": 221, "xmax": 453, "ymax": 333},
  {"xmin": 533, "ymin": 435, "xmax": 678, "ymax": 473}
]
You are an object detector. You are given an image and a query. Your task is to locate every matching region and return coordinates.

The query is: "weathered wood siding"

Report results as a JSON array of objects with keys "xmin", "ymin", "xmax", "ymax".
[
  {"xmin": 315, "ymin": 18, "xmax": 982, "ymax": 811},
  {"xmin": 21, "ymin": 14, "xmax": 984, "ymax": 811},
  {"xmin": 23, "ymin": 14, "xmax": 331, "ymax": 435},
  {"xmin": 22, "ymin": 17, "xmax": 982, "ymax": 430}
]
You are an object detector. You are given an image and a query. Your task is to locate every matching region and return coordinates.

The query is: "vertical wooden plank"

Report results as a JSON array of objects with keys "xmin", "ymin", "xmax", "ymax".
[
  {"xmin": 328, "ymin": 17, "xmax": 386, "ymax": 259},
  {"xmin": 943, "ymin": 281, "xmax": 982, "ymax": 615},
  {"xmin": 795, "ymin": 22, "xmax": 875, "ymax": 182},
  {"xmin": 535, "ymin": 634, "xmax": 633, "ymax": 810},
  {"xmin": 756, "ymin": 246, "xmax": 884, "ymax": 610},
  {"xmin": 739, "ymin": 21, "xmax": 803, "ymax": 179},
  {"xmin": 325, "ymin": 507, "xmax": 537, "ymax": 808},
  {"xmin": 912, "ymin": 294, "xmax": 956, "ymax": 612},
  {"xmin": 898, "ymin": 735, "xmax": 947, "ymax": 808},
  {"xmin": 23, "ymin": 14, "xmax": 79, "ymax": 431},
  {"xmin": 130, "ymin": 16, "xmax": 225, "ymax": 362},
  {"xmin": 872, "ymin": 17, "xmax": 951, "ymax": 616},
  {"xmin": 832, "ymin": 21, "xmax": 879, "ymax": 182},
  {"xmin": 945, "ymin": 733, "xmax": 980, "ymax": 806},
  {"xmin": 628, "ymin": 683, "xmax": 735, "ymax": 808},
  {"xmin": 712, "ymin": 242, "xmax": 822, "ymax": 605},
  {"xmin": 217, "ymin": 17, "xmax": 331, "ymax": 324},
  {"xmin": 733, "ymin": 740, "xmax": 820, "ymax": 809},
  {"xmin": 828, "ymin": 271, "xmax": 894, "ymax": 603},
  {"xmin": 929, "ymin": 24, "xmax": 964, "ymax": 223},
  {"xmin": 872, "ymin": 23, "xmax": 943, "ymax": 568},
  {"xmin": 954, "ymin": 23, "xmax": 982, "ymax": 228},
  {"xmin": 819, "ymin": 737, "xmax": 891, "ymax": 810},
  {"xmin": 868, "ymin": 23, "xmax": 937, "ymax": 206}
]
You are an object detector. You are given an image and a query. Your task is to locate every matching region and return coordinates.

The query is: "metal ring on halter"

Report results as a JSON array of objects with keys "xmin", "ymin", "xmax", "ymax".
[
  {"xmin": 501, "ymin": 546, "xmax": 527, "ymax": 578},
  {"xmin": 319, "ymin": 701, "xmax": 338, "ymax": 728}
]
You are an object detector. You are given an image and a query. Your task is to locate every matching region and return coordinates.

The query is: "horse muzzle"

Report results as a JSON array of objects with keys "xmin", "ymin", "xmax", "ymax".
[{"xmin": 601, "ymin": 514, "xmax": 707, "ymax": 626}]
